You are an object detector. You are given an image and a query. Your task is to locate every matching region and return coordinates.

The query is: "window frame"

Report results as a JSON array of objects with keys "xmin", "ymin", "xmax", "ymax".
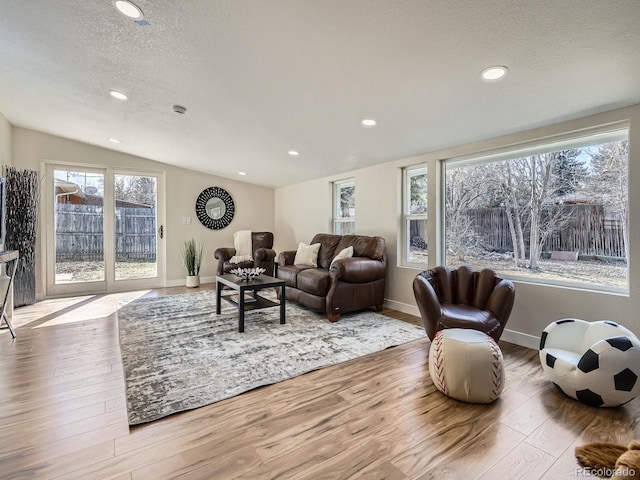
[
  {"xmin": 442, "ymin": 125, "xmax": 629, "ymax": 294},
  {"xmin": 401, "ymin": 164, "xmax": 428, "ymax": 268},
  {"xmin": 332, "ymin": 178, "xmax": 356, "ymax": 235}
]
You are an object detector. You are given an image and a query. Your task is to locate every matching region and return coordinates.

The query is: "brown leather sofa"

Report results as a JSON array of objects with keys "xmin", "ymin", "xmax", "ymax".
[
  {"xmin": 413, "ymin": 265, "xmax": 515, "ymax": 341},
  {"xmin": 276, "ymin": 233, "xmax": 387, "ymax": 321},
  {"xmin": 214, "ymin": 231, "xmax": 277, "ymax": 276}
]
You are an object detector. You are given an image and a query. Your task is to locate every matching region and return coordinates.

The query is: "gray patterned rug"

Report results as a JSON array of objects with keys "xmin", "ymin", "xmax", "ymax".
[{"xmin": 117, "ymin": 290, "xmax": 425, "ymax": 425}]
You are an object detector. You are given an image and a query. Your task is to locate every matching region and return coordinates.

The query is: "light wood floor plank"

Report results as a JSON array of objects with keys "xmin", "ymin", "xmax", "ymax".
[
  {"xmin": 413, "ymin": 423, "xmax": 524, "ymax": 479},
  {"xmin": 478, "ymin": 441, "xmax": 556, "ymax": 480}
]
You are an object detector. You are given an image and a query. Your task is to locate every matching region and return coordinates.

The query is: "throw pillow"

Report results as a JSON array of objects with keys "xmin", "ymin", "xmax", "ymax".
[
  {"xmin": 293, "ymin": 242, "xmax": 321, "ymax": 267},
  {"xmin": 230, "ymin": 230, "xmax": 253, "ymax": 264},
  {"xmin": 330, "ymin": 246, "xmax": 354, "ymax": 268}
]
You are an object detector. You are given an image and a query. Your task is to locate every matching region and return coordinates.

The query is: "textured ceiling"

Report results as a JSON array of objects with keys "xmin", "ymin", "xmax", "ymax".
[{"xmin": 1, "ymin": 1, "xmax": 639, "ymax": 188}]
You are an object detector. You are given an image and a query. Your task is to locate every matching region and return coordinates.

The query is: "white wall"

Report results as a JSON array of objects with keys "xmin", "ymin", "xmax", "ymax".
[
  {"xmin": 11, "ymin": 127, "xmax": 275, "ymax": 298},
  {"xmin": 275, "ymin": 104, "xmax": 640, "ymax": 346},
  {"xmin": 0, "ymin": 112, "xmax": 12, "ymax": 168},
  {"xmin": 0, "ymin": 113, "xmax": 13, "ymax": 314}
]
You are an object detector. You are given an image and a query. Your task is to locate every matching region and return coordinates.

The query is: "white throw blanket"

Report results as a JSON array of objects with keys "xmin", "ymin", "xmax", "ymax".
[{"xmin": 230, "ymin": 230, "xmax": 253, "ymax": 264}]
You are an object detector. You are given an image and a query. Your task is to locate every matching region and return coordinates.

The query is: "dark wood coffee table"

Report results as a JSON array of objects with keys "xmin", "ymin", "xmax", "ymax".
[{"xmin": 216, "ymin": 273, "xmax": 286, "ymax": 332}]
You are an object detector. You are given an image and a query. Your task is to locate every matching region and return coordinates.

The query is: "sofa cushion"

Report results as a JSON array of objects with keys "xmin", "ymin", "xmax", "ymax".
[
  {"xmin": 294, "ymin": 242, "xmax": 321, "ymax": 267},
  {"xmin": 252, "ymin": 231, "xmax": 274, "ymax": 251},
  {"xmin": 277, "ymin": 264, "xmax": 313, "ymax": 288},
  {"xmin": 336, "ymin": 235, "xmax": 385, "ymax": 260},
  {"xmin": 310, "ymin": 233, "xmax": 342, "ymax": 269},
  {"xmin": 297, "ymin": 268, "xmax": 331, "ymax": 297}
]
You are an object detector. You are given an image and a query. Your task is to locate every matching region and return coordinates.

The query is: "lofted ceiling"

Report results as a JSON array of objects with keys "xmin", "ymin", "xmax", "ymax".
[{"xmin": 1, "ymin": 1, "xmax": 639, "ymax": 188}]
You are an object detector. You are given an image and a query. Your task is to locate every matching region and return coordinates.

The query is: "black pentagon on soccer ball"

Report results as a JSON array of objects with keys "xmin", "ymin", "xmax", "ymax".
[
  {"xmin": 576, "ymin": 389, "xmax": 604, "ymax": 407},
  {"xmin": 606, "ymin": 336, "xmax": 634, "ymax": 352},
  {"xmin": 540, "ymin": 331, "xmax": 548, "ymax": 350},
  {"xmin": 577, "ymin": 349, "xmax": 599, "ymax": 373},
  {"xmin": 546, "ymin": 353, "xmax": 557, "ymax": 368},
  {"xmin": 614, "ymin": 368, "xmax": 638, "ymax": 392}
]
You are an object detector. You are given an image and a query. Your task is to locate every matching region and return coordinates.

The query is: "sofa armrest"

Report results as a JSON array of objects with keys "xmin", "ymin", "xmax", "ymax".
[
  {"xmin": 214, "ymin": 247, "xmax": 235, "ymax": 276},
  {"xmin": 277, "ymin": 250, "xmax": 296, "ymax": 266},
  {"xmin": 214, "ymin": 247, "xmax": 235, "ymax": 262},
  {"xmin": 254, "ymin": 248, "xmax": 276, "ymax": 276},
  {"xmin": 254, "ymin": 248, "xmax": 276, "ymax": 263},
  {"xmin": 329, "ymin": 257, "xmax": 386, "ymax": 283}
]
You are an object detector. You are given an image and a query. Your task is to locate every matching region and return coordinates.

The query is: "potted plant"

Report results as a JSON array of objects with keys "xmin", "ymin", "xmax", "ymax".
[{"xmin": 181, "ymin": 238, "xmax": 204, "ymax": 287}]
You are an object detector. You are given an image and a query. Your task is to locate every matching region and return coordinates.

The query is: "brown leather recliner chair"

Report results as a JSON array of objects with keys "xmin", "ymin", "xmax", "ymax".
[
  {"xmin": 214, "ymin": 231, "xmax": 276, "ymax": 277},
  {"xmin": 413, "ymin": 265, "xmax": 515, "ymax": 342}
]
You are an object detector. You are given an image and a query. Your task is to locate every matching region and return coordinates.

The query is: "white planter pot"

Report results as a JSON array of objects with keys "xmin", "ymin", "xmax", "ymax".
[{"xmin": 186, "ymin": 275, "xmax": 200, "ymax": 288}]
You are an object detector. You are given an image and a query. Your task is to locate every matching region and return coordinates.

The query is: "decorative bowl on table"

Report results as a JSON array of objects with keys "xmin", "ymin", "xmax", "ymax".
[{"xmin": 230, "ymin": 267, "xmax": 266, "ymax": 281}]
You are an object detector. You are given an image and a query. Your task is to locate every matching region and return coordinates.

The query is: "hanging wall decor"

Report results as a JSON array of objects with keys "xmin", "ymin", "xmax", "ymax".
[
  {"xmin": 195, "ymin": 187, "xmax": 235, "ymax": 230},
  {"xmin": 3, "ymin": 166, "xmax": 40, "ymax": 307}
]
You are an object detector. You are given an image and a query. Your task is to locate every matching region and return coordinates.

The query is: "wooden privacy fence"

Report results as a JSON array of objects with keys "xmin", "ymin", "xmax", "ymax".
[
  {"xmin": 55, "ymin": 204, "xmax": 156, "ymax": 261},
  {"xmin": 466, "ymin": 204, "xmax": 626, "ymax": 258}
]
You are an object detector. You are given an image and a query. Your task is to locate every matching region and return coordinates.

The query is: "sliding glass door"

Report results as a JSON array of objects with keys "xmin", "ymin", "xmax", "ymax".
[
  {"xmin": 45, "ymin": 163, "xmax": 165, "ymax": 296},
  {"xmin": 114, "ymin": 174, "xmax": 158, "ymax": 281},
  {"xmin": 53, "ymin": 168, "xmax": 106, "ymax": 286}
]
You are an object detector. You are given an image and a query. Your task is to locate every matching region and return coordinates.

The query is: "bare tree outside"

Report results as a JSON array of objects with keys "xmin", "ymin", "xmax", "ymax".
[
  {"xmin": 445, "ymin": 166, "xmax": 492, "ymax": 261},
  {"xmin": 589, "ymin": 141, "xmax": 629, "ymax": 259},
  {"xmin": 115, "ymin": 175, "xmax": 157, "ymax": 207},
  {"xmin": 500, "ymin": 161, "xmax": 528, "ymax": 267}
]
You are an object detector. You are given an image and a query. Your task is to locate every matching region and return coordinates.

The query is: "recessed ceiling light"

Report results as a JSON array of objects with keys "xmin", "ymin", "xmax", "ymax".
[
  {"xmin": 288, "ymin": 150, "xmax": 300, "ymax": 156},
  {"xmin": 108, "ymin": 138, "xmax": 121, "ymax": 143},
  {"xmin": 113, "ymin": 0, "xmax": 144, "ymax": 20},
  {"xmin": 109, "ymin": 90, "xmax": 128, "ymax": 100},
  {"xmin": 481, "ymin": 66, "xmax": 508, "ymax": 81},
  {"xmin": 238, "ymin": 171, "xmax": 247, "ymax": 176},
  {"xmin": 361, "ymin": 119, "xmax": 377, "ymax": 127}
]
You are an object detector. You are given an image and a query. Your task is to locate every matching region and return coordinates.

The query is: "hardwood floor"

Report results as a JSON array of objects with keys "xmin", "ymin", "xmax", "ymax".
[{"xmin": 1, "ymin": 284, "xmax": 638, "ymax": 479}]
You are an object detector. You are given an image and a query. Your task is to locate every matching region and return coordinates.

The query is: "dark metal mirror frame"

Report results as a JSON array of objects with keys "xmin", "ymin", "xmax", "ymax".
[{"xmin": 195, "ymin": 186, "xmax": 235, "ymax": 230}]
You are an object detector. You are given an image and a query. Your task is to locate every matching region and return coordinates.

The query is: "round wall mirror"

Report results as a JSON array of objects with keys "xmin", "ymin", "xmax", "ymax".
[
  {"xmin": 195, "ymin": 187, "xmax": 235, "ymax": 229},
  {"xmin": 206, "ymin": 197, "xmax": 226, "ymax": 219}
]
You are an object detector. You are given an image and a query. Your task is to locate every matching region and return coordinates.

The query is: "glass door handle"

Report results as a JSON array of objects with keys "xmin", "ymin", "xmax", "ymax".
[{"xmin": 159, "ymin": 225, "xmax": 164, "ymax": 239}]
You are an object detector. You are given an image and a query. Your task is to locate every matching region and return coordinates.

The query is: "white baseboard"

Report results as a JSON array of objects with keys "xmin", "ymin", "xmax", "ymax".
[
  {"xmin": 384, "ymin": 297, "xmax": 540, "ymax": 350},
  {"xmin": 500, "ymin": 329, "xmax": 540, "ymax": 350},
  {"xmin": 383, "ymin": 298, "xmax": 419, "ymax": 317},
  {"xmin": 165, "ymin": 276, "xmax": 217, "ymax": 287}
]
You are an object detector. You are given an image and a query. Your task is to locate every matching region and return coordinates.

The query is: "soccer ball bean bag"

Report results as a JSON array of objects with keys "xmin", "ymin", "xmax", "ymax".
[{"xmin": 539, "ymin": 319, "xmax": 640, "ymax": 407}]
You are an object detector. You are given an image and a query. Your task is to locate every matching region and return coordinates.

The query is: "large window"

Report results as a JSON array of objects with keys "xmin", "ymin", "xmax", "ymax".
[
  {"xmin": 444, "ymin": 129, "xmax": 629, "ymax": 291},
  {"xmin": 333, "ymin": 179, "xmax": 355, "ymax": 234},
  {"xmin": 402, "ymin": 165, "xmax": 428, "ymax": 266}
]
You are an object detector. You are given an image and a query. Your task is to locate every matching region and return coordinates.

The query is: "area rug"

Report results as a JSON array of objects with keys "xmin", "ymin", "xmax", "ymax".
[{"xmin": 116, "ymin": 290, "xmax": 425, "ymax": 425}]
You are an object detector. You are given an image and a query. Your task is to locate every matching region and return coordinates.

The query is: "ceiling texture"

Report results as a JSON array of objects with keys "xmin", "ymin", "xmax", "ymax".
[{"xmin": 1, "ymin": 1, "xmax": 640, "ymax": 188}]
